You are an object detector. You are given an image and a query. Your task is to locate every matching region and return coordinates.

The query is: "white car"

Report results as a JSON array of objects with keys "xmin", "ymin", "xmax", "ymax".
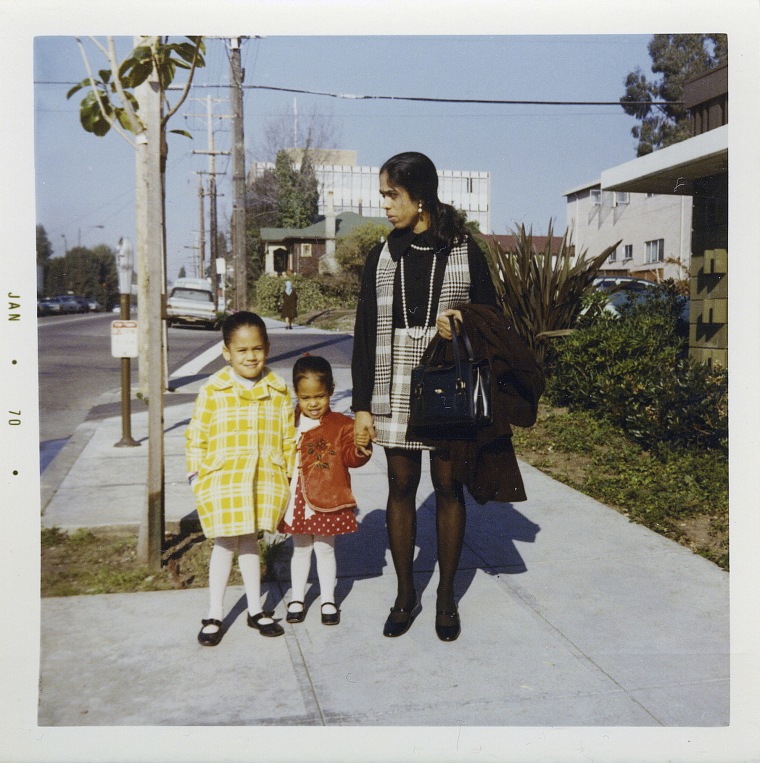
[{"xmin": 166, "ymin": 278, "xmax": 220, "ymax": 329}]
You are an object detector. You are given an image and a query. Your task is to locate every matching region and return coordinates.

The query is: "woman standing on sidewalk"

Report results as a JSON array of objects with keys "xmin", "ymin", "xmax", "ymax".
[
  {"xmin": 279, "ymin": 280, "xmax": 298, "ymax": 330},
  {"xmin": 351, "ymin": 151, "xmax": 501, "ymax": 642}
]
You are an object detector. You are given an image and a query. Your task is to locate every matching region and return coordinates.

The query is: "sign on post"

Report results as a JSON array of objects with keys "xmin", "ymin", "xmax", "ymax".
[{"xmin": 111, "ymin": 320, "xmax": 139, "ymax": 358}]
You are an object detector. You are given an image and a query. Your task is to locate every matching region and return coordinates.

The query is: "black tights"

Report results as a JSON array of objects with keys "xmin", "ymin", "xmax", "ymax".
[{"xmin": 385, "ymin": 448, "xmax": 466, "ymax": 613}]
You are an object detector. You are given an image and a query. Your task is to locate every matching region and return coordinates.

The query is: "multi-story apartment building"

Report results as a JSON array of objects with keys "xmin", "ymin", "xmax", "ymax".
[
  {"xmin": 600, "ymin": 64, "xmax": 728, "ymax": 368},
  {"xmin": 564, "ymin": 181, "xmax": 692, "ymax": 283},
  {"xmin": 250, "ymin": 150, "xmax": 491, "ymax": 232}
]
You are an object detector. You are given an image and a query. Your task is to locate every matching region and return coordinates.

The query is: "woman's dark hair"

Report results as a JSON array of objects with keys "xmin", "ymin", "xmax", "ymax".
[
  {"xmin": 222, "ymin": 310, "xmax": 268, "ymax": 346},
  {"xmin": 292, "ymin": 355, "xmax": 335, "ymax": 393},
  {"xmin": 380, "ymin": 151, "xmax": 468, "ymax": 249}
]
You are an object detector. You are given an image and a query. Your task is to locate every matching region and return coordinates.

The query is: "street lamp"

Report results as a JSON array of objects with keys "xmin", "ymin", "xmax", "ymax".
[
  {"xmin": 114, "ymin": 236, "xmax": 139, "ymax": 448},
  {"xmin": 79, "ymin": 224, "xmax": 105, "ymax": 248},
  {"xmin": 61, "ymin": 234, "xmax": 68, "ymax": 253}
]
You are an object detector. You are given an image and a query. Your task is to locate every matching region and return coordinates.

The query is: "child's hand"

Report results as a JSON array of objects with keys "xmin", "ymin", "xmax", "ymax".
[{"xmin": 354, "ymin": 411, "xmax": 375, "ymax": 458}]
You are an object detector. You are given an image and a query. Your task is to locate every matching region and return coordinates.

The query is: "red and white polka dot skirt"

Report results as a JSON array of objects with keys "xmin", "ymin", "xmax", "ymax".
[{"xmin": 278, "ymin": 478, "xmax": 358, "ymax": 536}]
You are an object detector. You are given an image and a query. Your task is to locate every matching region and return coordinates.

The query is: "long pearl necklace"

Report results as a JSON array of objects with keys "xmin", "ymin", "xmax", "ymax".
[{"xmin": 399, "ymin": 248, "xmax": 437, "ymax": 341}]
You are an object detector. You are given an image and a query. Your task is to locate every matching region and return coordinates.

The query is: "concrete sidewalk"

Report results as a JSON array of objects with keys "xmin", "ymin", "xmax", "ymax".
[{"xmin": 38, "ymin": 319, "xmax": 729, "ymax": 729}]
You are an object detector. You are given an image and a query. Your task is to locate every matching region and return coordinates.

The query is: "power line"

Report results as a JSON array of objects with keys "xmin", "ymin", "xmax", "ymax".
[{"xmin": 34, "ymin": 80, "xmax": 680, "ymax": 106}]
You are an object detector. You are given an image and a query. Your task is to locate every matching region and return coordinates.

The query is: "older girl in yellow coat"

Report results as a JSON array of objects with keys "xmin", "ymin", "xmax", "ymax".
[{"xmin": 186, "ymin": 311, "xmax": 296, "ymax": 646}]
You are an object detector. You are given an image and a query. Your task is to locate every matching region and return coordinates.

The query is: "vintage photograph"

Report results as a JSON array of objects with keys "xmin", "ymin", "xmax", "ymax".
[{"xmin": 3, "ymin": 1, "xmax": 758, "ymax": 762}]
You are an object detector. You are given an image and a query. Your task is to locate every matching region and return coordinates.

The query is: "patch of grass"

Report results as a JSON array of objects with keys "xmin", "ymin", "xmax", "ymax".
[
  {"xmin": 41, "ymin": 527, "xmax": 290, "ymax": 597},
  {"xmin": 512, "ymin": 404, "xmax": 728, "ymax": 570}
]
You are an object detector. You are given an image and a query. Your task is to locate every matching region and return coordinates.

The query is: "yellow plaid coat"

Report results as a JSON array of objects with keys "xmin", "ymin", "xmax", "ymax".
[{"xmin": 186, "ymin": 366, "xmax": 296, "ymax": 538}]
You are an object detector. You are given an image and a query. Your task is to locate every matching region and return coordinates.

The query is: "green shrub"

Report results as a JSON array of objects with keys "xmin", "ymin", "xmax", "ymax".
[
  {"xmin": 549, "ymin": 285, "xmax": 727, "ymax": 450},
  {"xmin": 254, "ymin": 272, "xmax": 359, "ymax": 315},
  {"xmin": 485, "ymin": 222, "xmax": 619, "ymax": 367}
]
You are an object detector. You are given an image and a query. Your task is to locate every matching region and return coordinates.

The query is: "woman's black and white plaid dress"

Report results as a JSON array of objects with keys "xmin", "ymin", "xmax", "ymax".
[{"xmin": 372, "ymin": 238, "xmax": 472, "ymax": 450}]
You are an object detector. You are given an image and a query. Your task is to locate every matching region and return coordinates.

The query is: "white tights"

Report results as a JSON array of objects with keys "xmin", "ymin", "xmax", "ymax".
[
  {"xmin": 289, "ymin": 534, "xmax": 337, "ymax": 614},
  {"xmin": 203, "ymin": 534, "xmax": 271, "ymax": 633}
]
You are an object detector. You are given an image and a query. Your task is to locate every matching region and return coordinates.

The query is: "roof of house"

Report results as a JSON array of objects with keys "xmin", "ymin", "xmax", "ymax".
[
  {"xmin": 481, "ymin": 233, "xmax": 566, "ymax": 255},
  {"xmin": 260, "ymin": 211, "xmax": 391, "ymax": 243}
]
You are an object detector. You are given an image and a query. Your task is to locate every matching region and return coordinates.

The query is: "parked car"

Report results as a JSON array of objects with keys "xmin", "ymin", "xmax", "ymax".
[
  {"xmin": 73, "ymin": 296, "xmax": 91, "ymax": 312},
  {"xmin": 591, "ymin": 278, "xmax": 689, "ymax": 323},
  {"xmin": 592, "ymin": 276, "xmax": 656, "ymax": 293},
  {"xmin": 166, "ymin": 277, "xmax": 220, "ymax": 329},
  {"xmin": 38, "ymin": 297, "xmax": 57, "ymax": 315},
  {"xmin": 43, "ymin": 295, "xmax": 79, "ymax": 314},
  {"xmin": 84, "ymin": 298, "xmax": 101, "ymax": 312}
]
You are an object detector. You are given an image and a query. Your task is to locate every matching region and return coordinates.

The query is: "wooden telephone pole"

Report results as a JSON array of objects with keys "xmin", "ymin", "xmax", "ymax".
[
  {"xmin": 230, "ymin": 37, "xmax": 247, "ymax": 311},
  {"xmin": 189, "ymin": 95, "xmax": 228, "ymax": 305}
]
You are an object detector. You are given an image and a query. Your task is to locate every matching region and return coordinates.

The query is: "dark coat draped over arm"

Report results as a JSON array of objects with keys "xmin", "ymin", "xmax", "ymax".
[{"xmin": 411, "ymin": 304, "xmax": 545, "ymax": 505}]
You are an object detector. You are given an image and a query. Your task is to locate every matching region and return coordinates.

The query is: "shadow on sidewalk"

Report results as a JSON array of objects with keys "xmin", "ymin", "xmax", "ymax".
[{"xmin": 269, "ymin": 494, "xmax": 540, "ymax": 615}]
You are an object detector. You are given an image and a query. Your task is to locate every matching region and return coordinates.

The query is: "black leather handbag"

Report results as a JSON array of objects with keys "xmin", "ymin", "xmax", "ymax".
[{"xmin": 408, "ymin": 316, "xmax": 491, "ymax": 437}]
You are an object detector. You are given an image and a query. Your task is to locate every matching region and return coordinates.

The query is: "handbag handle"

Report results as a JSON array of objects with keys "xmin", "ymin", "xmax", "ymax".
[
  {"xmin": 447, "ymin": 315, "xmax": 478, "ymax": 390},
  {"xmin": 420, "ymin": 315, "xmax": 476, "ymax": 381}
]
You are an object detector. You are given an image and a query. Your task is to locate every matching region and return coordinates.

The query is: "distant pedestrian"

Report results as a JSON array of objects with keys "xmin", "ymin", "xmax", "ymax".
[
  {"xmin": 280, "ymin": 280, "xmax": 298, "ymax": 329},
  {"xmin": 278, "ymin": 355, "xmax": 372, "ymax": 625},
  {"xmin": 186, "ymin": 311, "xmax": 296, "ymax": 646}
]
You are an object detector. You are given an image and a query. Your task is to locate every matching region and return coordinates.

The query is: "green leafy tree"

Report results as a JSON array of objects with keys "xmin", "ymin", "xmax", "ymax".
[
  {"xmin": 620, "ymin": 34, "xmax": 727, "ymax": 156},
  {"xmin": 273, "ymin": 150, "xmax": 319, "ymax": 228},
  {"xmin": 37, "ymin": 224, "xmax": 54, "ymax": 263},
  {"xmin": 66, "ymin": 37, "xmax": 204, "ymax": 142},
  {"xmin": 44, "ymin": 245, "xmax": 118, "ymax": 308},
  {"xmin": 335, "ymin": 221, "xmax": 390, "ymax": 280}
]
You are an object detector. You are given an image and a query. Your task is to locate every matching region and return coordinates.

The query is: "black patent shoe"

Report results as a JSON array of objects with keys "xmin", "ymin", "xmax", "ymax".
[
  {"xmin": 286, "ymin": 601, "xmax": 306, "ymax": 624},
  {"xmin": 197, "ymin": 618, "xmax": 224, "ymax": 647},
  {"xmin": 382, "ymin": 597, "xmax": 419, "ymax": 638},
  {"xmin": 435, "ymin": 609, "xmax": 461, "ymax": 642},
  {"xmin": 321, "ymin": 603, "xmax": 340, "ymax": 626},
  {"xmin": 247, "ymin": 611, "xmax": 285, "ymax": 637}
]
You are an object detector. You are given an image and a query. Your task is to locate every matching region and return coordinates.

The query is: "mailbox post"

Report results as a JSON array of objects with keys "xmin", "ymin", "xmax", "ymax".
[{"xmin": 113, "ymin": 237, "xmax": 140, "ymax": 448}]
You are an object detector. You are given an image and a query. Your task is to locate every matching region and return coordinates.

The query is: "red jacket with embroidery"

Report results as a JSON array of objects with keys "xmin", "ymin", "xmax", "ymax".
[{"xmin": 299, "ymin": 410, "xmax": 371, "ymax": 512}]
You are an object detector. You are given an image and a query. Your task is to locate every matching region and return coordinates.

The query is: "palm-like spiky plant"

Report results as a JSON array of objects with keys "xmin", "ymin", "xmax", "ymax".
[{"xmin": 485, "ymin": 222, "xmax": 619, "ymax": 367}]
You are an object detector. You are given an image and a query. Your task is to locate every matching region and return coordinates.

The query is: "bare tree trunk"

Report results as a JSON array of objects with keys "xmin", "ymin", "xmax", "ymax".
[{"xmin": 136, "ymin": 40, "xmax": 165, "ymax": 570}]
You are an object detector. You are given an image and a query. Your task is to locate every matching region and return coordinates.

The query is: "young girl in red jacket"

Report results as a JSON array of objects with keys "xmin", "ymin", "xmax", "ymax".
[{"xmin": 278, "ymin": 355, "xmax": 371, "ymax": 625}]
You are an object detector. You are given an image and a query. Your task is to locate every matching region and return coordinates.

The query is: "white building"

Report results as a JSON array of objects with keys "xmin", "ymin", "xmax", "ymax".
[
  {"xmin": 564, "ymin": 181, "xmax": 692, "ymax": 282},
  {"xmin": 250, "ymin": 152, "xmax": 491, "ymax": 232}
]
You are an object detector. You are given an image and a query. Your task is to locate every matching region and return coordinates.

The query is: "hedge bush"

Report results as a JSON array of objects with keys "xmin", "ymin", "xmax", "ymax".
[
  {"xmin": 254, "ymin": 272, "xmax": 360, "ymax": 315},
  {"xmin": 549, "ymin": 284, "xmax": 727, "ymax": 451}
]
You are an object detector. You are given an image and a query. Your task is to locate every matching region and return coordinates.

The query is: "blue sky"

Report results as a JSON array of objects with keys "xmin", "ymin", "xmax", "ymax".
[{"xmin": 34, "ymin": 33, "xmax": 654, "ymax": 280}]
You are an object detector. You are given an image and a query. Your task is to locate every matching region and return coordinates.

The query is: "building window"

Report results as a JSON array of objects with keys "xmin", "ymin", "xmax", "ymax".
[
  {"xmin": 645, "ymin": 239, "xmax": 665, "ymax": 263},
  {"xmin": 301, "ymin": 243, "xmax": 312, "ymax": 258},
  {"xmin": 590, "ymin": 189, "xmax": 602, "ymax": 205},
  {"xmin": 466, "ymin": 177, "xmax": 473, "ymax": 193},
  {"xmin": 615, "ymin": 192, "xmax": 630, "ymax": 206},
  {"xmin": 623, "ymin": 244, "xmax": 633, "ymax": 261},
  {"xmin": 609, "ymin": 246, "xmax": 617, "ymax": 263}
]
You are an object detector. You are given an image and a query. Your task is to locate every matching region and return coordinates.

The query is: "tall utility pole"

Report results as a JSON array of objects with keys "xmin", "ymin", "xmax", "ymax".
[
  {"xmin": 230, "ymin": 37, "xmax": 247, "ymax": 311},
  {"xmin": 207, "ymin": 96, "xmax": 220, "ymax": 304},
  {"xmin": 189, "ymin": 95, "xmax": 228, "ymax": 306},
  {"xmin": 196, "ymin": 174, "xmax": 206, "ymax": 277}
]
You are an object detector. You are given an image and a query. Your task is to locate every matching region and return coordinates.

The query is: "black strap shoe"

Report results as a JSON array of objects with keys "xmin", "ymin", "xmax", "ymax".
[
  {"xmin": 197, "ymin": 618, "xmax": 224, "ymax": 646},
  {"xmin": 383, "ymin": 597, "xmax": 419, "ymax": 638},
  {"xmin": 435, "ymin": 609, "xmax": 461, "ymax": 642},
  {"xmin": 321, "ymin": 603, "xmax": 340, "ymax": 625},
  {"xmin": 247, "ymin": 611, "xmax": 285, "ymax": 637},
  {"xmin": 286, "ymin": 601, "xmax": 306, "ymax": 623}
]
